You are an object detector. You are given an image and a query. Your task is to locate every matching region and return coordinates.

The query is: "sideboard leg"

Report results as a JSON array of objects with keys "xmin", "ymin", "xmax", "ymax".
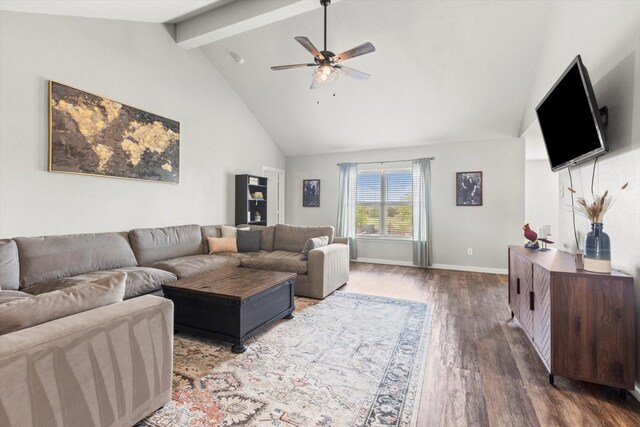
[
  {"xmin": 510, "ymin": 310, "xmax": 514, "ymax": 319},
  {"xmin": 548, "ymin": 374, "xmax": 554, "ymax": 386}
]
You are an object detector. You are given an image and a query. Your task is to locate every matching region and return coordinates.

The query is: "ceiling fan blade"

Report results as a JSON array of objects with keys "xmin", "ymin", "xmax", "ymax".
[
  {"xmin": 295, "ymin": 36, "xmax": 324, "ymax": 61},
  {"xmin": 310, "ymin": 79, "xmax": 321, "ymax": 90},
  {"xmin": 334, "ymin": 65, "xmax": 370, "ymax": 80},
  {"xmin": 271, "ymin": 63, "xmax": 316, "ymax": 71},
  {"xmin": 333, "ymin": 42, "xmax": 376, "ymax": 63}
]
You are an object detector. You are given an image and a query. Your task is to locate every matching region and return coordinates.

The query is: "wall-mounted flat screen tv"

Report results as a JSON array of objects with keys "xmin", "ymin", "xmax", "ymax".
[{"xmin": 535, "ymin": 55, "xmax": 608, "ymax": 172}]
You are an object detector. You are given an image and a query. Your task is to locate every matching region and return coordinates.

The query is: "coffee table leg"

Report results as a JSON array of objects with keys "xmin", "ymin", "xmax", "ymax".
[
  {"xmin": 232, "ymin": 340, "xmax": 247, "ymax": 354},
  {"xmin": 284, "ymin": 313, "xmax": 294, "ymax": 319}
]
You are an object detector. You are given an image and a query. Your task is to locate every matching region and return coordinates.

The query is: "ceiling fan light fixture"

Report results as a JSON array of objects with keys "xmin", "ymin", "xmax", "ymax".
[{"xmin": 313, "ymin": 65, "xmax": 338, "ymax": 83}]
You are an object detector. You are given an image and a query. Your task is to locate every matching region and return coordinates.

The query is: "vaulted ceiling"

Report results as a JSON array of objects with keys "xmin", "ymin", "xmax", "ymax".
[
  {"xmin": 202, "ymin": 0, "xmax": 552, "ymax": 156},
  {"xmin": 1, "ymin": 0, "xmax": 554, "ymax": 157}
]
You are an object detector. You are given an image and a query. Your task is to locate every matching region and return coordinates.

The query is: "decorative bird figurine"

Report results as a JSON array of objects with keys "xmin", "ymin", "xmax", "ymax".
[{"xmin": 523, "ymin": 223, "xmax": 554, "ymax": 250}]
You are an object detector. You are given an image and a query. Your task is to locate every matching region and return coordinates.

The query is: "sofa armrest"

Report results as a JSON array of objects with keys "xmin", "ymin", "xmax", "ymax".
[
  {"xmin": 333, "ymin": 237, "xmax": 349, "ymax": 245},
  {"xmin": 304, "ymin": 243, "xmax": 350, "ymax": 299},
  {"xmin": 0, "ymin": 296, "xmax": 174, "ymax": 427}
]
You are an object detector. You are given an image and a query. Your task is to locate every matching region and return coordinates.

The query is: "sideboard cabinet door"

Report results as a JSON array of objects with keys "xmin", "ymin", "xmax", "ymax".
[
  {"xmin": 532, "ymin": 263, "xmax": 551, "ymax": 369},
  {"xmin": 512, "ymin": 251, "xmax": 534, "ymax": 337}
]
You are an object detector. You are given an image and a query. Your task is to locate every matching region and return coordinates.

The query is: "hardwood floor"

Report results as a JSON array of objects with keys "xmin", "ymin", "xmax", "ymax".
[{"xmin": 341, "ymin": 262, "xmax": 640, "ymax": 427}]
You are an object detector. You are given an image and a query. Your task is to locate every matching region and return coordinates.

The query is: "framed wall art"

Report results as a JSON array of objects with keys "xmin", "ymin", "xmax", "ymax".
[
  {"xmin": 456, "ymin": 171, "xmax": 483, "ymax": 206},
  {"xmin": 303, "ymin": 179, "xmax": 320, "ymax": 207},
  {"xmin": 49, "ymin": 81, "xmax": 180, "ymax": 183}
]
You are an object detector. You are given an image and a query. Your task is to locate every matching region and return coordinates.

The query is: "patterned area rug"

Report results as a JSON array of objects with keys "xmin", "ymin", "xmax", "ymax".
[{"xmin": 139, "ymin": 292, "xmax": 433, "ymax": 427}]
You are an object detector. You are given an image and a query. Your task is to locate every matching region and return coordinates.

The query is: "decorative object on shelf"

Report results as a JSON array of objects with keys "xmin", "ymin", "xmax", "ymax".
[
  {"xmin": 456, "ymin": 171, "xmax": 482, "ymax": 206},
  {"xmin": 523, "ymin": 223, "xmax": 554, "ymax": 250},
  {"xmin": 254, "ymin": 212, "xmax": 261, "ymax": 222},
  {"xmin": 252, "ymin": 192, "xmax": 264, "ymax": 200},
  {"xmin": 270, "ymin": 0, "xmax": 376, "ymax": 90},
  {"xmin": 583, "ymin": 223, "xmax": 611, "ymax": 273},
  {"xmin": 249, "ymin": 177, "xmax": 259, "ymax": 185},
  {"xmin": 303, "ymin": 179, "xmax": 321, "ymax": 207},
  {"xmin": 575, "ymin": 251, "xmax": 584, "ymax": 269},
  {"xmin": 49, "ymin": 81, "xmax": 180, "ymax": 183},
  {"xmin": 569, "ymin": 182, "xmax": 629, "ymax": 273},
  {"xmin": 537, "ymin": 225, "xmax": 553, "ymax": 251}
]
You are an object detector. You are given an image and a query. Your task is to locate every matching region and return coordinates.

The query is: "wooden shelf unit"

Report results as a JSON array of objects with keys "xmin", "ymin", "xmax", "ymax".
[
  {"xmin": 508, "ymin": 246, "xmax": 635, "ymax": 392},
  {"xmin": 235, "ymin": 174, "xmax": 268, "ymax": 226}
]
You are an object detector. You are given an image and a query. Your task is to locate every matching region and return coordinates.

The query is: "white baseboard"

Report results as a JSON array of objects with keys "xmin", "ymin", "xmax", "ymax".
[
  {"xmin": 353, "ymin": 258, "xmax": 416, "ymax": 267},
  {"xmin": 630, "ymin": 383, "xmax": 640, "ymax": 402},
  {"xmin": 352, "ymin": 258, "xmax": 508, "ymax": 274},
  {"xmin": 430, "ymin": 263, "xmax": 508, "ymax": 275}
]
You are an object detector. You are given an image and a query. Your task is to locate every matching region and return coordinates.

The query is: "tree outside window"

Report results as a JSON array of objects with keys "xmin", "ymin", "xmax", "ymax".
[{"xmin": 356, "ymin": 167, "xmax": 412, "ymax": 238}]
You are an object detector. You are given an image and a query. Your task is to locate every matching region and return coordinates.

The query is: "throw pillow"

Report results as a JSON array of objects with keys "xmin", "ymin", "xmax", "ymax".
[
  {"xmin": 207, "ymin": 237, "xmax": 238, "ymax": 254},
  {"xmin": 0, "ymin": 239, "xmax": 20, "ymax": 290},
  {"xmin": 237, "ymin": 230, "xmax": 262, "ymax": 253},
  {"xmin": 300, "ymin": 236, "xmax": 329, "ymax": 260},
  {"xmin": 220, "ymin": 225, "xmax": 250, "ymax": 238},
  {"xmin": 0, "ymin": 272, "xmax": 126, "ymax": 336}
]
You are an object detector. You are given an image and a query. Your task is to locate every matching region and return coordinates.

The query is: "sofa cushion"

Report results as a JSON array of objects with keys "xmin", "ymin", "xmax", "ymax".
[
  {"xmin": 0, "ymin": 272, "xmax": 126, "ymax": 335},
  {"xmin": 129, "ymin": 224, "xmax": 202, "ymax": 265},
  {"xmin": 273, "ymin": 224, "xmax": 334, "ymax": 252},
  {"xmin": 261, "ymin": 226, "xmax": 275, "ymax": 252},
  {"xmin": 215, "ymin": 251, "xmax": 267, "ymax": 263},
  {"xmin": 148, "ymin": 254, "xmax": 240, "ymax": 279},
  {"xmin": 237, "ymin": 229, "xmax": 262, "ymax": 252},
  {"xmin": 0, "ymin": 290, "xmax": 30, "ymax": 304},
  {"xmin": 300, "ymin": 236, "xmax": 329, "ymax": 260},
  {"xmin": 14, "ymin": 232, "xmax": 137, "ymax": 289},
  {"xmin": 242, "ymin": 250, "xmax": 308, "ymax": 274},
  {"xmin": 220, "ymin": 225, "xmax": 250, "ymax": 238},
  {"xmin": 201, "ymin": 225, "xmax": 222, "ymax": 253},
  {"xmin": 0, "ymin": 239, "xmax": 20, "ymax": 290},
  {"xmin": 237, "ymin": 224, "xmax": 275, "ymax": 252},
  {"xmin": 207, "ymin": 237, "xmax": 237, "ymax": 254},
  {"xmin": 23, "ymin": 267, "xmax": 176, "ymax": 300}
]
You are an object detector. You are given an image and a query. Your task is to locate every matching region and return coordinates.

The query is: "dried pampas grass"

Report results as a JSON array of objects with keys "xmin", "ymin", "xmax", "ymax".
[{"xmin": 568, "ymin": 183, "xmax": 629, "ymax": 223}]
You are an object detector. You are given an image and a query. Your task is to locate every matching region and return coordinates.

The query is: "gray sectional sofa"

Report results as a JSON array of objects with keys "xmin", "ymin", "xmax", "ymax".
[{"xmin": 0, "ymin": 223, "xmax": 349, "ymax": 426}]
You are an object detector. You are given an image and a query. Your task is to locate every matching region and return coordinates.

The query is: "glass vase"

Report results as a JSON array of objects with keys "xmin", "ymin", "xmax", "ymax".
[{"xmin": 583, "ymin": 223, "xmax": 611, "ymax": 273}]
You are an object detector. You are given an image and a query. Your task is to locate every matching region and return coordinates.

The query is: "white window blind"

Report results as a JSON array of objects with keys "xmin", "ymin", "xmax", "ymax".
[{"xmin": 356, "ymin": 165, "xmax": 412, "ymax": 238}]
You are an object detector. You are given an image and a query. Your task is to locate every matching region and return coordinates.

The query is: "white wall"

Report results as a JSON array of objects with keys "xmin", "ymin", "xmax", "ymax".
[
  {"xmin": 524, "ymin": 159, "xmax": 559, "ymax": 241},
  {"xmin": 286, "ymin": 139, "xmax": 525, "ymax": 272},
  {"xmin": 0, "ymin": 11, "xmax": 285, "ymax": 238},
  {"xmin": 521, "ymin": 3, "xmax": 640, "ymax": 387}
]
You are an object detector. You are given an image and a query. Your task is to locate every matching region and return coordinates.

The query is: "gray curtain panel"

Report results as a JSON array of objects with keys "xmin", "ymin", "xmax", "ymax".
[
  {"xmin": 336, "ymin": 163, "xmax": 358, "ymax": 260},
  {"xmin": 412, "ymin": 158, "xmax": 432, "ymax": 266}
]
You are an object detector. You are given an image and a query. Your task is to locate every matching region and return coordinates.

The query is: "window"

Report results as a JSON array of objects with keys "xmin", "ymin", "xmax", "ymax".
[{"xmin": 356, "ymin": 166, "xmax": 412, "ymax": 238}]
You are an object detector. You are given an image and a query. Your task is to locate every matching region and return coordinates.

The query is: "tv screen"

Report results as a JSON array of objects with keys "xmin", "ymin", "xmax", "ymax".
[{"xmin": 535, "ymin": 55, "xmax": 607, "ymax": 171}]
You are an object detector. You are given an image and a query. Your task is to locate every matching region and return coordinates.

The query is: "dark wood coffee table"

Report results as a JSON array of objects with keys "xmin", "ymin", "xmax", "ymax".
[{"xmin": 162, "ymin": 267, "xmax": 296, "ymax": 353}]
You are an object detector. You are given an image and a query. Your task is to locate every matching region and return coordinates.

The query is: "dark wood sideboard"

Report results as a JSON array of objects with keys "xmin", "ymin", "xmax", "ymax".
[{"xmin": 508, "ymin": 246, "xmax": 635, "ymax": 393}]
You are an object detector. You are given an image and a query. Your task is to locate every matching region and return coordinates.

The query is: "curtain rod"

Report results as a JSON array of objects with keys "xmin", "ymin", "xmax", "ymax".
[{"xmin": 336, "ymin": 157, "xmax": 435, "ymax": 166}]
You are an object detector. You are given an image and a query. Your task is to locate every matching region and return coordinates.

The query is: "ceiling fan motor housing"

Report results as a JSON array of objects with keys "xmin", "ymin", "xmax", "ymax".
[
  {"xmin": 320, "ymin": 0, "xmax": 331, "ymax": 7},
  {"xmin": 315, "ymin": 51, "xmax": 335, "ymax": 65}
]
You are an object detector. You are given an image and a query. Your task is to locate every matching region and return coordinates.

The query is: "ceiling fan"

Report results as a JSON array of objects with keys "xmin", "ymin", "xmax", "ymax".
[{"xmin": 271, "ymin": 0, "xmax": 375, "ymax": 89}]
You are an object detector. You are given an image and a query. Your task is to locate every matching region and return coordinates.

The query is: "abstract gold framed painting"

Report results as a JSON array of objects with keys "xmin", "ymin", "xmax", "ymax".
[{"xmin": 49, "ymin": 81, "xmax": 180, "ymax": 183}]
